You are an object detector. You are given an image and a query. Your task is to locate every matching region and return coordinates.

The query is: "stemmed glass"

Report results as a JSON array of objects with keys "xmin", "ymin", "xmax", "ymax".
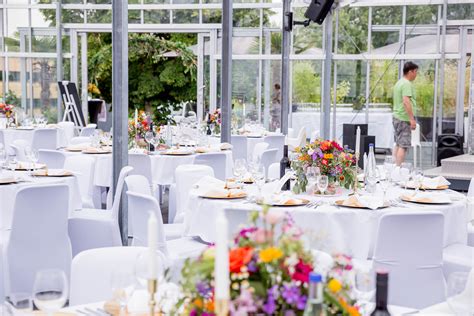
[
  {"xmin": 383, "ymin": 156, "xmax": 395, "ymax": 183},
  {"xmin": 26, "ymin": 148, "xmax": 39, "ymax": 175},
  {"xmin": 306, "ymin": 166, "xmax": 319, "ymax": 195},
  {"xmin": 0, "ymin": 148, "xmax": 6, "ymax": 176},
  {"xmin": 400, "ymin": 162, "xmax": 412, "ymax": 191},
  {"xmin": 32, "ymin": 269, "xmax": 68, "ymax": 316},
  {"xmin": 145, "ymin": 131, "xmax": 154, "ymax": 153},
  {"xmin": 252, "ymin": 164, "xmax": 265, "ymax": 199},
  {"xmin": 8, "ymin": 154, "xmax": 17, "ymax": 179},
  {"xmin": 412, "ymin": 168, "xmax": 424, "ymax": 194},
  {"xmin": 379, "ymin": 179, "xmax": 390, "ymax": 202},
  {"xmin": 446, "ymin": 272, "xmax": 473, "ymax": 315},
  {"xmin": 316, "ymin": 175, "xmax": 328, "ymax": 195},
  {"xmin": 354, "ymin": 268, "xmax": 376, "ymax": 315},
  {"xmin": 110, "ymin": 270, "xmax": 136, "ymax": 316},
  {"xmin": 233, "ymin": 159, "xmax": 247, "ymax": 183}
]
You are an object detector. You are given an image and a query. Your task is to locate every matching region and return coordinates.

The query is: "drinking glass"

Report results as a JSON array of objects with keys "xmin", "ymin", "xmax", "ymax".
[
  {"xmin": 33, "ymin": 269, "xmax": 68, "ymax": 316},
  {"xmin": 8, "ymin": 154, "xmax": 17, "ymax": 173},
  {"xmin": 234, "ymin": 159, "xmax": 247, "ymax": 182},
  {"xmin": 317, "ymin": 175, "xmax": 329, "ymax": 195},
  {"xmin": 26, "ymin": 148, "xmax": 39, "ymax": 173},
  {"xmin": 135, "ymin": 250, "xmax": 165, "ymax": 289},
  {"xmin": 412, "ymin": 168, "xmax": 424, "ymax": 193},
  {"xmin": 354, "ymin": 269, "xmax": 376, "ymax": 315},
  {"xmin": 306, "ymin": 166, "xmax": 319, "ymax": 195},
  {"xmin": 252, "ymin": 164, "xmax": 265, "ymax": 198},
  {"xmin": 400, "ymin": 162, "xmax": 412, "ymax": 190},
  {"xmin": 110, "ymin": 270, "xmax": 135, "ymax": 316},
  {"xmin": 145, "ymin": 131, "xmax": 154, "ymax": 152},
  {"xmin": 446, "ymin": 272, "xmax": 473, "ymax": 315},
  {"xmin": 379, "ymin": 179, "xmax": 390, "ymax": 201},
  {"xmin": 383, "ymin": 156, "xmax": 395, "ymax": 182},
  {"xmin": 0, "ymin": 148, "xmax": 6, "ymax": 175},
  {"xmin": 6, "ymin": 293, "xmax": 32, "ymax": 316}
]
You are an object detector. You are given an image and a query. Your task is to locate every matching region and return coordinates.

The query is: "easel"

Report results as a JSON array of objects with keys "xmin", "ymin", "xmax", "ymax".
[{"xmin": 58, "ymin": 81, "xmax": 86, "ymax": 132}]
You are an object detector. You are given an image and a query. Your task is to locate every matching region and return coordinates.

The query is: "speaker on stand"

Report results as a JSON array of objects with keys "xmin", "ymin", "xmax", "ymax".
[{"xmin": 437, "ymin": 134, "xmax": 463, "ymax": 166}]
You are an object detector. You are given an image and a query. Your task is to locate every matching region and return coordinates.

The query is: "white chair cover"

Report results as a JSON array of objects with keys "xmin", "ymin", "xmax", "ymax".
[
  {"xmin": 267, "ymin": 162, "xmax": 280, "ymax": 180},
  {"xmin": 5, "ymin": 184, "xmax": 71, "ymax": 294},
  {"xmin": 174, "ymin": 164, "xmax": 214, "ymax": 223},
  {"xmin": 260, "ymin": 148, "xmax": 278, "ymax": 179},
  {"xmin": 80, "ymin": 125, "xmax": 96, "ymax": 137},
  {"xmin": 58, "ymin": 121, "xmax": 75, "ymax": 144},
  {"xmin": 287, "ymin": 127, "xmax": 306, "ymax": 151},
  {"xmin": 125, "ymin": 174, "xmax": 152, "ymax": 196},
  {"xmin": 69, "ymin": 136, "xmax": 91, "ymax": 145},
  {"xmin": 0, "ymin": 130, "xmax": 4, "ymax": 147},
  {"xmin": 193, "ymin": 152, "xmax": 227, "ymax": 181},
  {"xmin": 373, "ymin": 211, "xmax": 446, "ymax": 309},
  {"xmin": 32, "ymin": 128, "xmax": 58, "ymax": 151},
  {"xmin": 38, "ymin": 149, "xmax": 66, "ymax": 169},
  {"xmin": 443, "ymin": 243, "xmax": 474, "ymax": 277},
  {"xmin": 263, "ymin": 135, "xmax": 285, "ymax": 160},
  {"xmin": 128, "ymin": 153, "xmax": 154, "ymax": 186},
  {"xmin": 70, "ymin": 246, "xmax": 164, "ymax": 305},
  {"xmin": 251, "ymin": 142, "xmax": 269, "ymax": 165},
  {"xmin": 64, "ymin": 155, "xmax": 96, "ymax": 208},
  {"xmin": 68, "ymin": 166, "xmax": 133, "ymax": 256},
  {"xmin": 10, "ymin": 139, "xmax": 29, "ymax": 161},
  {"xmin": 230, "ymin": 135, "xmax": 247, "ymax": 161}
]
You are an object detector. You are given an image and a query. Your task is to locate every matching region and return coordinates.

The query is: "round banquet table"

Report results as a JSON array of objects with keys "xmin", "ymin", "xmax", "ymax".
[
  {"xmin": 62, "ymin": 149, "xmax": 234, "ymax": 187},
  {"xmin": 0, "ymin": 172, "xmax": 82, "ymax": 230},
  {"xmin": 0, "ymin": 127, "xmax": 68, "ymax": 149},
  {"xmin": 210, "ymin": 134, "xmax": 278, "ymax": 156},
  {"xmin": 185, "ymin": 185, "xmax": 468, "ymax": 260}
]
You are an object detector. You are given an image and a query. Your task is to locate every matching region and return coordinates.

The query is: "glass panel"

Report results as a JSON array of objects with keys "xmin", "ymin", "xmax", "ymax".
[
  {"xmin": 202, "ymin": 10, "xmax": 221, "ymax": 23},
  {"xmin": 263, "ymin": 59, "xmax": 281, "ymax": 130},
  {"xmin": 173, "ymin": 10, "xmax": 199, "ymax": 24},
  {"xmin": 293, "ymin": 7, "xmax": 322, "ymax": 55},
  {"xmin": 88, "ymin": 0, "xmax": 112, "ymax": 3},
  {"xmin": 406, "ymin": 5, "xmax": 438, "ymax": 25},
  {"xmin": 32, "ymin": 58, "xmax": 58, "ymax": 123},
  {"xmin": 129, "ymin": 10, "xmax": 141, "ymax": 24},
  {"xmin": 442, "ymin": 59, "xmax": 458, "ymax": 133},
  {"xmin": 144, "ymin": 10, "xmax": 170, "ymax": 23},
  {"xmin": 6, "ymin": 58, "xmax": 23, "ymax": 109},
  {"xmin": 31, "ymin": 9, "xmax": 53, "ymax": 28},
  {"xmin": 144, "ymin": 0, "xmax": 170, "ymax": 3},
  {"xmin": 411, "ymin": 60, "xmax": 435, "ymax": 142},
  {"xmin": 372, "ymin": 6, "xmax": 402, "ymax": 25},
  {"xmin": 62, "ymin": 10, "xmax": 84, "ymax": 23},
  {"xmin": 233, "ymin": 9, "xmax": 261, "ymax": 27},
  {"xmin": 371, "ymin": 31, "xmax": 400, "ymax": 51},
  {"xmin": 337, "ymin": 7, "xmax": 369, "ymax": 54},
  {"xmin": 31, "ymin": 35, "xmax": 56, "ymax": 53},
  {"xmin": 232, "ymin": 60, "xmax": 259, "ymax": 123},
  {"xmin": 447, "ymin": 4, "xmax": 474, "ymax": 20},
  {"xmin": 231, "ymin": 36, "xmax": 259, "ymax": 55},
  {"xmin": 86, "ymin": 10, "xmax": 112, "ymax": 23},
  {"xmin": 292, "ymin": 60, "xmax": 322, "ymax": 110}
]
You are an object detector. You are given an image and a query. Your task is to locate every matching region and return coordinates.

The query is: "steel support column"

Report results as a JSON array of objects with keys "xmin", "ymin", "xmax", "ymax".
[
  {"xmin": 321, "ymin": 12, "xmax": 333, "ymax": 139},
  {"xmin": 437, "ymin": 0, "xmax": 448, "ymax": 136},
  {"xmin": 56, "ymin": 0, "xmax": 63, "ymax": 122},
  {"xmin": 81, "ymin": 33, "xmax": 88, "ymax": 118},
  {"xmin": 112, "ymin": 0, "xmax": 129, "ymax": 245},
  {"xmin": 220, "ymin": 0, "xmax": 232, "ymax": 143},
  {"xmin": 280, "ymin": 0, "xmax": 291, "ymax": 136}
]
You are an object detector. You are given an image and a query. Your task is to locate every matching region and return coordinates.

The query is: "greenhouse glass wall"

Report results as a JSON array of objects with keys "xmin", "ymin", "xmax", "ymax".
[{"xmin": 0, "ymin": 0, "xmax": 473, "ymax": 167}]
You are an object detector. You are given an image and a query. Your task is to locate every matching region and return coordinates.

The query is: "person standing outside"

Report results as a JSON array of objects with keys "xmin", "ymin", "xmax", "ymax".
[
  {"xmin": 270, "ymin": 83, "xmax": 281, "ymax": 131},
  {"xmin": 392, "ymin": 61, "xmax": 418, "ymax": 165}
]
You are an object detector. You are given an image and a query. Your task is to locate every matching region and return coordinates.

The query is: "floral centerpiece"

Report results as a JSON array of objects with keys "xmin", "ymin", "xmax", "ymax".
[
  {"xmin": 177, "ymin": 208, "xmax": 360, "ymax": 315},
  {"xmin": 128, "ymin": 110, "xmax": 159, "ymax": 148},
  {"xmin": 206, "ymin": 109, "xmax": 221, "ymax": 135},
  {"xmin": 292, "ymin": 139, "xmax": 357, "ymax": 194},
  {"xmin": 0, "ymin": 102, "xmax": 14, "ymax": 118}
]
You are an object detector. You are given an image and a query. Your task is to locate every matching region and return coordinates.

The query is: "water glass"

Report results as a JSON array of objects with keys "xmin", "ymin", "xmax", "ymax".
[
  {"xmin": 111, "ymin": 270, "xmax": 135, "ymax": 316},
  {"xmin": 33, "ymin": 269, "xmax": 68, "ymax": 316},
  {"xmin": 354, "ymin": 268, "xmax": 376, "ymax": 315},
  {"xmin": 412, "ymin": 168, "xmax": 424, "ymax": 193},
  {"xmin": 446, "ymin": 272, "xmax": 473, "ymax": 315},
  {"xmin": 252, "ymin": 164, "xmax": 265, "ymax": 197},
  {"xmin": 135, "ymin": 250, "xmax": 165, "ymax": 288},
  {"xmin": 306, "ymin": 166, "xmax": 319, "ymax": 194},
  {"xmin": 6, "ymin": 293, "xmax": 32, "ymax": 315},
  {"xmin": 144, "ymin": 131, "xmax": 154, "ymax": 152},
  {"xmin": 233, "ymin": 159, "xmax": 247, "ymax": 182},
  {"xmin": 0, "ymin": 148, "xmax": 6, "ymax": 174},
  {"xmin": 400, "ymin": 162, "xmax": 412, "ymax": 190},
  {"xmin": 8, "ymin": 154, "xmax": 17, "ymax": 172},
  {"xmin": 317, "ymin": 175, "xmax": 329, "ymax": 195}
]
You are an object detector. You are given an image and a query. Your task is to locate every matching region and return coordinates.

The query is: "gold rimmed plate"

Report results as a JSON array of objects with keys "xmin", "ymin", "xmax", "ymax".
[
  {"xmin": 259, "ymin": 198, "xmax": 310, "ymax": 207},
  {"xmin": 200, "ymin": 193, "xmax": 247, "ymax": 200},
  {"xmin": 334, "ymin": 199, "xmax": 390, "ymax": 209},
  {"xmin": 400, "ymin": 195, "xmax": 451, "ymax": 205}
]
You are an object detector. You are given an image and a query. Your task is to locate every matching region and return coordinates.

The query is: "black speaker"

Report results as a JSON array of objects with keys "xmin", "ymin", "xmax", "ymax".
[
  {"xmin": 343, "ymin": 124, "xmax": 368, "ymax": 137},
  {"xmin": 304, "ymin": 0, "xmax": 335, "ymax": 25},
  {"xmin": 437, "ymin": 134, "xmax": 463, "ymax": 166},
  {"xmin": 344, "ymin": 135, "xmax": 375, "ymax": 168}
]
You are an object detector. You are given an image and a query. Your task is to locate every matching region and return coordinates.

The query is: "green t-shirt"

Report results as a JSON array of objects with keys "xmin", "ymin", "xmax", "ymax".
[{"xmin": 393, "ymin": 77, "xmax": 416, "ymax": 122}]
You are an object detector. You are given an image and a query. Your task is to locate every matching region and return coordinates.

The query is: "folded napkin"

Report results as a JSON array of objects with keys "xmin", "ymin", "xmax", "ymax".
[
  {"xmin": 341, "ymin": 195, "xmax": 385, "ymax": 210},
  {"xmin": 403, "ymin": 191, "xmax": 451, "ymax": 204},
  {"xmin": 17, "ymin": 161, "xmax": 46, "ymax": 170},
  {"xmin": 406, "ymin": 176, "xmax": 450, "ymax": 189},
  {"xmin": 220, "ymin": 142, "xmax": 233, "ymax": 150},
  {"xmin": 194, "ymin": 176, "xmax": 225, "ymax": 195},
  {"xmin": 129, "ymin": 147, "xmax": 147, "ymax": 154},
  {"xmin": 262, "ymin": 191, "xmax": 304, "ymax": 205},
  {"xmin": 32, "ymin": 169, "xmax": 73, "ymax": 177},
  {"xmin": 83, "ymin": 147, "xmax": 111, "ymax": 154},
  {"xmin": 165, "ymin": 147, "xmax": 193, "ymax": 155},
  {"xmin": 66, "ymin": 143, "xmax": 89, "ymax": 151},
  {"xmin": 0, "ymin": 175, "xmax": 16, "ymax": 183}
]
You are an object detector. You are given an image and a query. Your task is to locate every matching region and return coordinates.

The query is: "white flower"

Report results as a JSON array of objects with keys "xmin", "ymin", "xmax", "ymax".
[{"xmin": 308, "ymin": 149, "xmax": 314, "ymax": 155}]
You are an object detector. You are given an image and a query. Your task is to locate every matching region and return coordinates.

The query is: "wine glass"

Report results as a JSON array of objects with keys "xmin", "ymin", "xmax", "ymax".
[
  {"xmin": 400, "ymin": 162, "xmax": 412, "ymax": 190},
  {"xmin": 306, "ymin": 166, "xmax": 319, "ymax": 195},
  {"xmin": 0, "ymin": 148, "xmax": 6, "ymax": 176},
  {"xmin": 446, "ymin": 272, "xmax": 473, "ymax": 315},
  {"xmin": 26, "ymin": 148, "xmax": 39, "ymax": 174},
  {"xmin": 135, "ymin": 250, "xmax": 165, "ymax": 289},
  {"xmin": 252, "ymin": 164, "xmax": 265, "ymax": 199},
  {"xmin": 234, "ymin": 159, "xmax": 247, "ymax": 183},
  {"xmin": 145, "ymin": 131, "xmax": 154, "ymax": 152},
  {"xmin": 110, "ymin": 270, "xmax": 136, "ymax": 316},
  {"xmin": 412, "ymin": 168, "xmax": 424, "ymax": 193},
  {"xmin": 379, "ymin": 179, "xmax": 390, "ymax": 202},
  {"xmin": 383, "ymin": 156, "xmax": 395, "ymax": 183},
  {"xmin": 316, "ymin": 175, "xmax": 328, "ymax": 195},
  {"xmin": 8, "ymin": 154, "xmax": 17, "ymax": 177},
  {"xmin": 354, "ymin": 268, "xmax": 376, "ymax": 315},
  {"xmin": 33, "ymin": 269, "xmax": 68, "ymax": 316}
]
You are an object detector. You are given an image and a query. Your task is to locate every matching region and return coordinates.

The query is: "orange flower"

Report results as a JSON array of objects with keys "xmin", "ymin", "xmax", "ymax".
[
  {"xmin": 205, "ymin": 300, "xmax": 215, "ymax": 312},
  {"xmin": 193, "ymin": 298, "xmax": 203, "ymax": 309},
  {"xmin": 229, "ymin": 247, "xmax": 253, "ymax": 273},
  {"xmin": 339, "ymin": 175, "xmax": 345, "ymax": 181}
]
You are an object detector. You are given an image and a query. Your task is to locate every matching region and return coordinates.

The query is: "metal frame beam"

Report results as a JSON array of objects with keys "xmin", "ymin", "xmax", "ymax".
[{"xmin": 220, "ymin": 0, "xmax": 232, "ymax": 143}]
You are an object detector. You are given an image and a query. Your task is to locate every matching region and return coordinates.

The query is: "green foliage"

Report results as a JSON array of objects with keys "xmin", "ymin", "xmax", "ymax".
[
  {"xmin": 292, "ymin": 62, "xmax": 320, "ymax": 103},
  {"xmin": 1, "ymin": 90, "xmax": 21, "ymax": 107}
]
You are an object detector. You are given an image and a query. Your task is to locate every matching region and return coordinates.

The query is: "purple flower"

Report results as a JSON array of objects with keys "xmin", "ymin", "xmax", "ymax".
[
  {"xmin": 196, "ymin": 281, "xmax": 211, "ymax": 297},
  {"xmin": 262, "ymin": 285, "xmax": 279, "ymax": 315},
  {"xmin": 230, "ymin": 288, "xmax": 258, "ymax": 315},
  {"xmin": 247, "ymin": 257, "xmax": 258, "ymax": 273},
  {"xmin": 190, "ymin": 310, "xmax": 197, "ymax": 316},
  {"xmin": 296, "ymin": 295, "xmax": 307, "ymax": 310},
  {"xmin": 285, "ymin": 311, "xmax": 296, "ymax": 316},
  {"xmin": 282, "ymin": 284, "xmax": 299, "ymax": 304}
]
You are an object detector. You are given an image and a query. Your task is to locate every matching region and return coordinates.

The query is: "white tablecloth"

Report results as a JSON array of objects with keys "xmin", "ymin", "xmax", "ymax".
[
  {"xmin": 0, "ymin": 173, "xmax": 82, "ymax": 230},
  {"xmin": 0, "ymin": 127, "xmax": 68, "ymax": 149},
  {"xmin": 291, "ymin": 110, "xmax": 394, "ymax": 148},
  {"xmin": 186, "ymin": 186, "xmax": 468, "ymax": 259},
  {"xmin": 63, "ymin": 150, "xmax": 234, "ymax": 187}
]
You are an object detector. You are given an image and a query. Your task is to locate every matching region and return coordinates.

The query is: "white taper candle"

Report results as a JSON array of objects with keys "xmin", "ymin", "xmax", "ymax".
[
  {"xmin": 215, "ymin": 212, "xmax": 230, "ymax": 300},
  {"xmin": 355, "ymin": 126, "xmax": 361, "ymax": 157},
  {"xmin": 148, "ymin": 211, "xmax": 158, "ymax": 278}
]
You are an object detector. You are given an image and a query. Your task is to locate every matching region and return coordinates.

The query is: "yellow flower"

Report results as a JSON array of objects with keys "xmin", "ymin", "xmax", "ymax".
[
  {"xmin": 202, "ymin": 247, "xmax": 215, "ymax": 260},
  {"xmin": 328, "ymin": 279, "xmax": 342, "ymax": 293},
  {"xmin": 295, "ymin": 147, "xmax": 301, "ymax": 153},
  {"xmin": 324, "ymin": 153, "xmax": 334, "ymax": 159},
  {"xmin": 259, "ymin": 247, "xmax": 283, "ymax": 263}
]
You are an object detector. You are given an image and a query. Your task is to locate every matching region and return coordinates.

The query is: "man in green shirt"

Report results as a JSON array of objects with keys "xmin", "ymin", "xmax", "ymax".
[{"xmin": 392, "ymin": 61, "xmax": 418, "ymax": 165}]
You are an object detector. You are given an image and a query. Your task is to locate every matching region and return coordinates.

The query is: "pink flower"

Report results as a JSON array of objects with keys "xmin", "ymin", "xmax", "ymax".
[
  {"xmin": 253, "ymin": 228, "xmax": 272, "ymax": 244},
  {"xmin": 265, "ymin": 212, "xmax": 283, "ymax": 225}
]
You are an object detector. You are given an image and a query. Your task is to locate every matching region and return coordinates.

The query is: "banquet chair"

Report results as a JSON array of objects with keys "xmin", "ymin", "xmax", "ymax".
[
  {"xmin": 10, "ymin": 139, "xmax": 29, "ymax": 161},
  {"xmin": 194, "ymin": 152, "xmax": 227, "ymax": 181},
  {"xmin": 32, "ymin": 128, "xmax": 58, "ymax": 151},
  {"xmin": 372, "ymin": 211, "xmax": 446, "ymax": 309},
  {"xmin": 64, "ymin": 155, "xmax": 97, "ymax": 208},
  {"xmin": 58, "ymin": 121, "xmax": 75, "ymax": 145},
  {"xmin": 0, "ymin": 130, "xmax": 4, "ymax": 146},
  {"xmin": 38, "ymin": 149, "xmax": 66, "ymax": 169},
  {"xmin": 442, "ymin": 244, "xmax": 474, "ymax": 278},
  {"xmin": 69, "ymin": 246, "xmax": 166, "ymax": 305},
  {"xmin": 174, "ymin": 164, "xmax": 214, "ymax": 223},
  {"xmin": 68, "ymin": 166, "xmax": 133, "ymax": 256},
  {"xmin": 263, "ymin": 134, "xmax": 285, "ymax": 160},
  {"xmin": 251, "ymin": 142, "xmax": 269, "ymax": 165},
  {"xmin": 267, "ymin": 162, "xmax": 280, "ymax": 180},
  {"xmin": 276, "ymin": 127, "xmax": 295, "ymax": 138},
  {"xmin": 128, "ymin": 153, "xmax": 163, "ymax": 202},
  {"xmin": 5, "ymin": 184, "xmax": 71, "ymax": 294},
  {"xmin": 79, "ymin": 124, "xmax": 97, "ymax": 137},
  {"xmin": 287, "ymin": 127, "xmax": 306, "ymax": 152},
  {"xmin": 125, "ymin": 174, "xmax": 183, "ymax": 240},
  {"xmin": 126, "ymin": 191, "xmax": 207, "ymax": 262},
  {"xmin": 310, "ymin": 130, "xmax": 320, "ymax": 143},
  {"xmin": 466, "ymin": 177, "xmax": 474, "ymax": 247},
  {"xmin": 260, "ymin": 148, "xmax": 278, "ymax": 179},
  {"xmin": 230, "ymin": 135, "xmax": 248, "ymax": 162},
  {"xmin": 69, "ymin": 136, "xmax": 91, "ymax": 145}
]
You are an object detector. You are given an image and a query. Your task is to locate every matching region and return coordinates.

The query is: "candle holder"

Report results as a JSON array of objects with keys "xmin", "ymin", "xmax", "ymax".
[
  {"xmin": 214, "ymin": 298, "xmax": 229, "ymax": 316},
  {"xmin": 148, "ymin": 278, "xmax": 158, "ymax": 316}
]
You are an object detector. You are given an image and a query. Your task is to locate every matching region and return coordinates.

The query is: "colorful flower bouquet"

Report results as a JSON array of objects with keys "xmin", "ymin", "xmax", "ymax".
[
  {"xmin": 177, "ymin": 208, "xmax": 360, "ymax": 315},
  {"xmin": 292, "ymin": 139, "xmax": 357, "ymax": 194},
  {"xmin": 206, "ymin": 109, "xmax": 221, "ymax": 135},
  {"xmin": 0, "ymin": 102, "xmax": 14, "ymax": 118},
  {"xmin": 128, "ymin": 110, "xmax": 162, "ymax": 148}
]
